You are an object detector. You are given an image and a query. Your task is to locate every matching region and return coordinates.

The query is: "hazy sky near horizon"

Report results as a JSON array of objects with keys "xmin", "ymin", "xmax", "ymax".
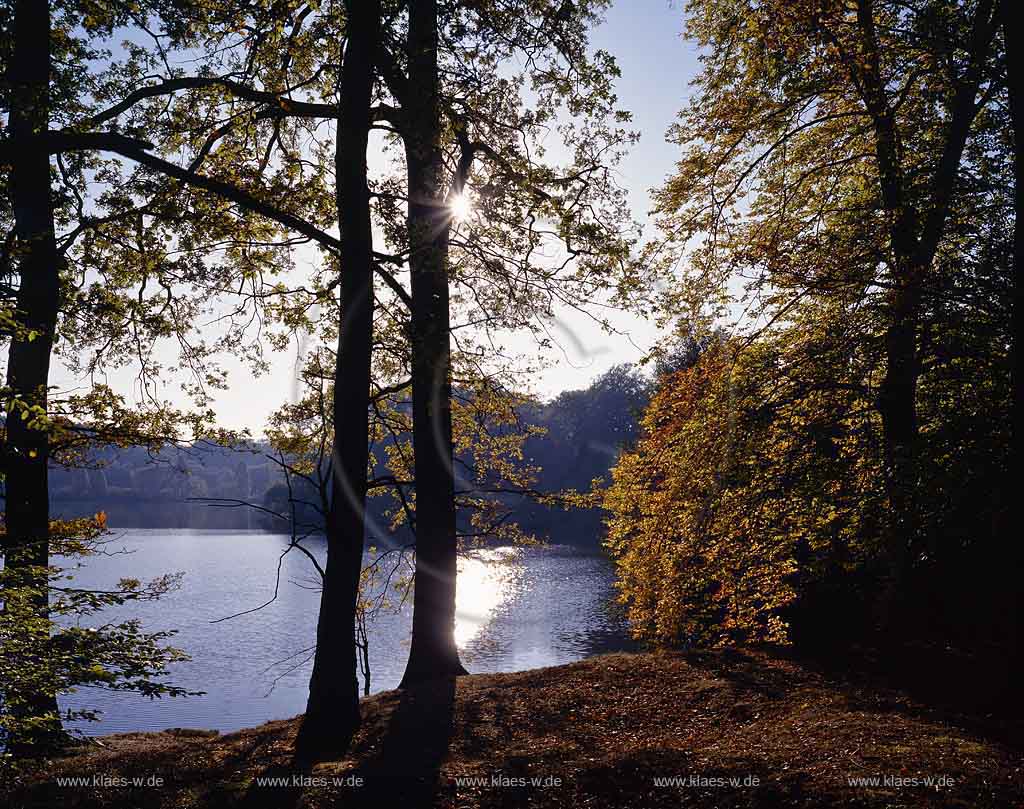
[{"xmin": 54, "ymin": 1, "xmax": 702, "ymax": 436}]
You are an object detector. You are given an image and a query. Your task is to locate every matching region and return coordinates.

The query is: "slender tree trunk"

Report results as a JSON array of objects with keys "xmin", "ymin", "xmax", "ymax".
[
  {"xmin": 1000, "ymin": 0, "xmax": 1022, "ymax": 706},
  {"xmin": 294, "ymin": 0, "xmax": 379, "ymax": 760},
  {"xmin": 1000, "ymin": 4, "xmax": 1020, "ymax": 493},
  {"xmin": 861, "ymin": 0, "xmax": 998, "ymax": 631},
  {"xmin": 853, "ymin": 0, "xmax": 990, "ymax": 626},
  {"xmin": 1002, "ymin": 13, "xmax": 1020, "ymax": 427},
  {"xmin": 1007, "ymin": 18, "xmax": 1021, "ymax": 472},
  {"xmin": 2, "ymin": 0, "xmax": 62, "ymax": 755},
  {"xmin": 854, "ymin": 1, "xmax": 924, "ymax": 623},
  {"xmin": 399, "ymin": 0, "xmax": 467, "ymax": 687},
  {"xmin": 869, "ymin": 169, "xmax": 924, "ymax": 632},
  {"xmin": 877, "ymin": 269, "xmax": 922, "ymax": 618}
]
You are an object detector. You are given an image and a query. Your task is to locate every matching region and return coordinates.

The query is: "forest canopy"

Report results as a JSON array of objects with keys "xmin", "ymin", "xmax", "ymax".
[{"xmin": 605, "ymin": 0, "xmax": 1015, "ymax": 675}]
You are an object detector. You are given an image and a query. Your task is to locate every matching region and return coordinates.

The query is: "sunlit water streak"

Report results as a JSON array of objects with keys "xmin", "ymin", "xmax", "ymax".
[
  {"xmin": 56, "ymin": 530, "xmax": 634, "ymax": 735},
  {"xmin": 454, "ymin": 547, "xmax": 524, "ymax": 647}
]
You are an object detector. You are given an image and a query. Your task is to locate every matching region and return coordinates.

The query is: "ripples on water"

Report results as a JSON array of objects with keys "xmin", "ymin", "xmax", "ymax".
[{"xmin": 58, "ymin": 531, "xmax": 634, "ymax": 735}]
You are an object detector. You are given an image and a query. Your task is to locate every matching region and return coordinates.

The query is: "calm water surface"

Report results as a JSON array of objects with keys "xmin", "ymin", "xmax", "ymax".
[{"xmin": 57, "ymin": 530, "xmax": 634, "ymax": 736}]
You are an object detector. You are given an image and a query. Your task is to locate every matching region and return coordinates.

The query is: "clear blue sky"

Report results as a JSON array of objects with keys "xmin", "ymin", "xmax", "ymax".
[
  {"xmin": 593, "ymin": 0, "xmax": 695, "ymax": 227},
  {"xmin": 521, "ymin": 0, "xmax": 697, "ymax": 398}
]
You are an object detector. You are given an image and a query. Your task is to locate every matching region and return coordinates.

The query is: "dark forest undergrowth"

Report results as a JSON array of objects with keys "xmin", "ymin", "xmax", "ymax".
[{"xmin": 9, "ymin": 650, "xmax": 1022, "ymax": 809}]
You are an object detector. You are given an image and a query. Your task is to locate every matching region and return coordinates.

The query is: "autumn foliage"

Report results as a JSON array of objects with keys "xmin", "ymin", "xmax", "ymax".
[
  {"xmin": 606, "ymin": 336, "xmax": 878, "ymax": 646},
  {"xmin": 606, "ymin": 0, "xmax": 1014, "ymax": 666}
]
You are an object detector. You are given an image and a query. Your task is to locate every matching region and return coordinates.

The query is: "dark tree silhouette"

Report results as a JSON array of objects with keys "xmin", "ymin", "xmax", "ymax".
[{"xmin": 295, "ymin": 0, "xmax": 381, "ymax": 760}]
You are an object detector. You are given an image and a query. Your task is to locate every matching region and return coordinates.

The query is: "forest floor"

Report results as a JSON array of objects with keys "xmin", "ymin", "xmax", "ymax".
[{"xmin": 9, "ymin": 648, "xmax": 1023, "ymax": 808}]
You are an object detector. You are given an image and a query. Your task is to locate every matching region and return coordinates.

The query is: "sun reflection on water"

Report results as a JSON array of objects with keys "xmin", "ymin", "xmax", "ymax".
[{"xmin": 454, "ymin": 547, "xmax": 524, "ymax": 647}]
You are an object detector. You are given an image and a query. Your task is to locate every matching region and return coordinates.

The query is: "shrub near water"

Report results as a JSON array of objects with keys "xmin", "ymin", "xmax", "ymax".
[
  {"xmin": 0, "ymin": 513, "xmax": 195, "ymax": 770},
  {"xmin": 604, "ymin": 297, "xmax": 1014, "ymax": 662},
  {"xmin": 603, "ymin": 334, "xmax": 888, "ymax": 648}
]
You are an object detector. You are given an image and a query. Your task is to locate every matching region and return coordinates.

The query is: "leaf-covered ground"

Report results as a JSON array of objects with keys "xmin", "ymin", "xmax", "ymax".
[{"xmin": 10, "ymin": 649, "xmax": 1023, "ymax": 808}]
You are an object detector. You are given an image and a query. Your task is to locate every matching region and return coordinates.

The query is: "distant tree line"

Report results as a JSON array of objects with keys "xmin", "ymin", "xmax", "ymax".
[{"xmin": 43, "ymin": 365, "xmax": 652, "ymax": 544}]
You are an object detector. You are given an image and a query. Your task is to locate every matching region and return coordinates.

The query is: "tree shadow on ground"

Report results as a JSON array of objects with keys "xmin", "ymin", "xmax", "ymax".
[
  {"xmin": 235, "ymin": 761, "xmax": 309, "ymax": 809},
  {"xmin": 349, "ymin": 676, "xmax": 457, "ymax": 807}
]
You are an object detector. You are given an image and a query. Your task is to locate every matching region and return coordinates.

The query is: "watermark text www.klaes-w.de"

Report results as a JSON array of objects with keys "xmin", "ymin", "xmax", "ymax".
[
  {"xmin": 253, "ymin": 774, "xmax": 364, "ymax": 788},
  {"xmin": 653, "ymin": 774, "xmax": 761, "ymax": 788},
  {"xmin": 453, "ymin": 774, "xmax": 563, "ymax": 788},
  {"xmin": 56, "ymin": 775, "xmax": 166, "ymax": 788},
  {"xmin": 848, "ymin": 774, "xmax": 956, "ymax": 788}
]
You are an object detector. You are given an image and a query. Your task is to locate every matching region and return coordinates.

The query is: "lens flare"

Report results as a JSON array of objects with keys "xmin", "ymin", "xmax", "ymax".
[{"xmin": 450, "ymin": 192, "xmax": 473, "ymax": 222}]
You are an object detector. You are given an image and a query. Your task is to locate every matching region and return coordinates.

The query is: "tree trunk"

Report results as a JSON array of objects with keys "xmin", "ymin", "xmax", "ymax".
[
  {"xmin": 999, "ymin": 0, "xmax": 1022, "ymax": 708},
  {"xmin": 2, "ymin": 0, "xmax": 62, "ymax": 754},
  {"xmin": 877, "ymin": 271, "xmax": 922, "ymax": 621},
  {"xmin": 399, "ymin": 0, "xmax": 467, "ymax": 687},
  {"xmin": 853, "ymin": 0, "xmax": 983, "ymax": 628},
  {"xmin": 854, "ymin": 2, "xmax": 925, "ymax": 621},
  {"xmin": 293, "ymin": 0, "xmax": 379, "ymax": 761},
  {"xmin": 1000, "ymin": 3, "xmax": 1020, "ymax": 491},
  {"xmin": 859, "ymin": 0, "xmax": 998, "ymax": 630},
  {"xmin": 1006, "ymin": 8, "xmax": 1021, "ymax": 472}
]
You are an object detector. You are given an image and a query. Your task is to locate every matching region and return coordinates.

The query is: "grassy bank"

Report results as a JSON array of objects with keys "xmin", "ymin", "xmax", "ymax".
[{"xmin": 8, "ymin": 649, "xmax": 1022, "ymax": 808}]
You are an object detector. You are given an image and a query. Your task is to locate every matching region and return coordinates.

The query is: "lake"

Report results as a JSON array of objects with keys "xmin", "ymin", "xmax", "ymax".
[{"xmin": 57, "ymin": 530, "xmax": 635, "ymax": 736}]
